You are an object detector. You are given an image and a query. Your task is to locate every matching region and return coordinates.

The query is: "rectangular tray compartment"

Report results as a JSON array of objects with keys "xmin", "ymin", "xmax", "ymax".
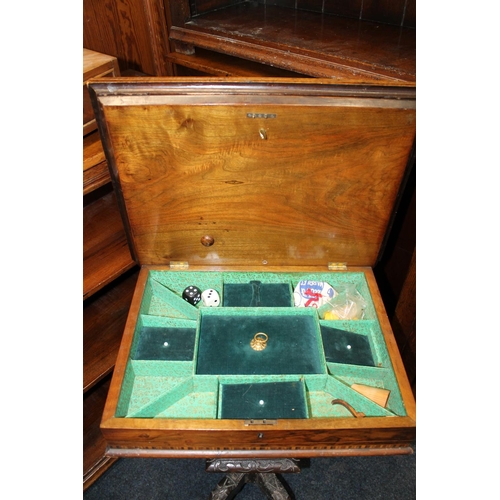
[
  {"xmin": 195, "ymin": 307, "xmax": 326, "ymax": 375},
  {"xmin": 114, "ymin": 270, "xmax": 406, "ymax": 420},
  {"xmin": 219, "ymin": 380, "xmax": 308, "ymax": 419},
  {"xmin": 320, "ymin": 325, "xmax": 375, "ymax": 367},
  {"xmin": 133, "ymin": 326, "xmax": 197, "ymax": 361}
]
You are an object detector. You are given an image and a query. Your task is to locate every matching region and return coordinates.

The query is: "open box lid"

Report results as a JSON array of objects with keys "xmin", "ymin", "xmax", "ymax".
[{"xmin": 89, "ymin": 78, "xmax": 415, "ymax": 268}]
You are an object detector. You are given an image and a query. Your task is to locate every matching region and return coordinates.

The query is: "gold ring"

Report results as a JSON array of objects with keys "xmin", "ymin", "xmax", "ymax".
[{"xmin": 250, "ymin": 332, "xmax": 268, "ymax": 351}]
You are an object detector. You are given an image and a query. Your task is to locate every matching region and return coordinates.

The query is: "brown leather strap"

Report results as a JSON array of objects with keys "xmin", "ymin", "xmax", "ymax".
[{"xmin": 331, "ymin": 399, "xmax": 366, "ymax": 418}]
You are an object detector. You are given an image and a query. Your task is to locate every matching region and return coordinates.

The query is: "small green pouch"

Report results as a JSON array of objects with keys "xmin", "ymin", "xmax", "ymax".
[
  {"xmin": 220, "ymin": 381, "xmax": 308, "ymax": 419},
  {"xmin": 223, "ymin": 281, "xmax": 292, "ymax": 307}
]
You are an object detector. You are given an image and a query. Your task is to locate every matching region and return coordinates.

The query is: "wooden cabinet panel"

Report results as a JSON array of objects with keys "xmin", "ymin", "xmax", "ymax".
[
  {"xmin": 83, "ymin": 0, "xmax": 122, "ymax": 60},
  {"xmin": 83, "ymin": 48, "xmax": 139, "ymax": 489},
  {"xmin": 168, "ymin": 2, "xmax": 415, "ymax": 83},
  {"xmin": 361, "ymin": 0, "xmax": 408, "ymax": 26},
  {"xmin": 83, "ymin": 0, "xmax": 172, "ymax": 75},
  {"xmin": 403, "ymin": 0, "xmax": 416, "ymax": 28},
  {"xmin": 167, "ymin": 47, "xmax": 309, "ymax": 77},
  {"xmin": 83, "ymin": 49, "xmax": 120, "ymax": 136},
  {"xmin": 391, "ymin": 249, "xmax": 416, "ymax": 396},
  {"xmin": 84, "ymin": 269, "xmax": 138, "ymax": 392},
  {"xmin": 323, "ymin": 0, "xmax": 362, "ymax": 19},
  {"xmin": 186, "ymin": 0, "xmax": 415, "ymax": 26},
  {"xmin": 83, "ymin": 131, "xmax": 111, "ymax": 194},
  {"xmin": 82, "ymin": 1, "xmax": 416, "ymax": 80},
  {"xmin": 83, "ymin": 161, "xmax": 111, "ymax": 195},
  {"xmin": 83, "ymin": 189, "xmax": 136, "ymax": 300},
  {"xmin": 83, "ymin": 377, "xmax": 118, "ymax": 489}
]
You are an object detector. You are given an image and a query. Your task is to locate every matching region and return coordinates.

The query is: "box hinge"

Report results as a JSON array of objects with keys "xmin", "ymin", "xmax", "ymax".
[
  {"xmin": 244, "ymin": 419, "xmax": 277, "ymax": 426},
  {"xmin": 328, "ymin": 262, "xmax": 347, "ymax": 271},
  {"xmin": 169, "ymin": 261, "xmax": 189, "ymax": 270}
]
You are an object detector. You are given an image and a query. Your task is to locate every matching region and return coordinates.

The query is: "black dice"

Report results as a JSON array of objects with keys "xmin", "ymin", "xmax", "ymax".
[{"xmin": 182, "ymin": 285, "xmax": 202, "ymax": 305}]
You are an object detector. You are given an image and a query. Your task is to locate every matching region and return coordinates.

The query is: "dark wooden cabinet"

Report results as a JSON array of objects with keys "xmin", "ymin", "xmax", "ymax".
[
  {"xmin": 83, "ymin": 0, "xmax": 172, "ymax": 75},
  {"xmin": 374, "ymin": 157, "xmax": 416, "ymax": 396},
  {"xmin": 83, "ymin": 49, "xmax": 139, "ymax": 490},
  {"xmin": 83, "ymin": 0, "xmax": 415, "ymax": 82},
  {"xmin": 164, "ymin": 0, "xmax": 415, "ymax": 83}
]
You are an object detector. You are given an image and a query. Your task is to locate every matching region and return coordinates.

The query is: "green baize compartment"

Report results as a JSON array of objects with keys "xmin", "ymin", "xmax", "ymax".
[
  {"xmin": 195, "ymin": 308, "xmax": 326, "ymax": 375},
  {"xmin": 115, "ymin": 271, "xmax": 407, "ymax": 419}
]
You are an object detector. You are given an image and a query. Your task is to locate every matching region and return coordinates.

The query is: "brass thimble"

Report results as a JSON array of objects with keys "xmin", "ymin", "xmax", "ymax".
[{"xmin": 250, "ymin": 332, "xmax": 268, "ymax": 351}]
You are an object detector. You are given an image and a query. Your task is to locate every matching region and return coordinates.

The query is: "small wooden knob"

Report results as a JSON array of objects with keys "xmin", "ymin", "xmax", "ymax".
[{"xmin": 201, "ymin": 235, "xmax": 215, "ymax": 247}]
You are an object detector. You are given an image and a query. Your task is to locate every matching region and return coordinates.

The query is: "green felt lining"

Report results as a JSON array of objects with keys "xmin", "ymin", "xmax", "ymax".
[
  {"xmin": 132, "ymin": 360, "xmax": 194, "ymax": 377},
  {"xmin": 149, "ymin": 270, "xmax": 224, "ymax": 305},
  {"xmin": 141, "ymin": 279, "xmax": 198, "ymax": 319},
  {"xmin": 147, "ymin": 270, "xmax": 378, "ymax": 318},
  {"xmin": 195, "ymin": 308, "xmax": 326, "ymax": 375},
  {"xmin": 319, "ymin": 320, "xmax": 390, "ymax": 368},
  {"xmin": 115, "ymin": 270, "xmax": 406, "ymax": 419},
  {"xmin": 155, "ymin": 376, "xmax": 218, "ymax": 419},
  {"xmin": 329, "ymin": 365, "xmax": 406, "ymax": 416},
  {"xmin": 127, "ymin": 376, "xmax": 194, "ymax": 417},
  {"xmin": 320, "ymin": 325, "xmax": 375, "ymax": 367},
  {"xmin": 218, "ymin": 374, "xmax": 305, "ymax": 385},
  {"xmin": 223, "ymin": 281, "xmax": 293, "ymax": 307},
  {"xmin": 304, "ymin": 375, "xmax": 396, "ymax": 417},
  {"xmin": 133, "ymin": 326, "xmax": 196, "ymax": 361},
  {"xmin": 219, "ymin": 380, "xmax": 308, "ymax": 419},
  {"xmin": 124, "ymin": 376, "xmax": 216, "ymax": 418},
  {"xmin": 116, "ymin": 362, "xmax": 189, "ymax": 417},
  {"xmin": 129, "ymin": 315, "xmax": 198, "ymax": 361}
]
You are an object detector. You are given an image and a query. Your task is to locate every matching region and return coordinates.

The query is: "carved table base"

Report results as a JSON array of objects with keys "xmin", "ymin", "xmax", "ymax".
[{"xmin": 206, "ymin": 459, "xmax": 300, "ymax": 500}]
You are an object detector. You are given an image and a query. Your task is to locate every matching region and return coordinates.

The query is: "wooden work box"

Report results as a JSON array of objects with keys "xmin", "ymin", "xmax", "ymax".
[{"xmin": 88, "ymin": 78, "xmax": 416, "ymax": 474}]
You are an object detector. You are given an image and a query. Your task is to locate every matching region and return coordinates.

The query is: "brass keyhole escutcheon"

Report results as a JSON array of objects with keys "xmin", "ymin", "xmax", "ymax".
[
  {"xmin": 201, "ymin": 235, "xmax": 215, "ymax": 247},
  {"xmin": 259, "ymin": 128, "xmax": 267, "ymax": 140}
]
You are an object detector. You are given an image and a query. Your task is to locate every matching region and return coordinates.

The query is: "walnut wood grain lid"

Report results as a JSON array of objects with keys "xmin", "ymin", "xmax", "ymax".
[{"xmin": 89, "ymin": 78, "xmax": 415, "ymax": 268}]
